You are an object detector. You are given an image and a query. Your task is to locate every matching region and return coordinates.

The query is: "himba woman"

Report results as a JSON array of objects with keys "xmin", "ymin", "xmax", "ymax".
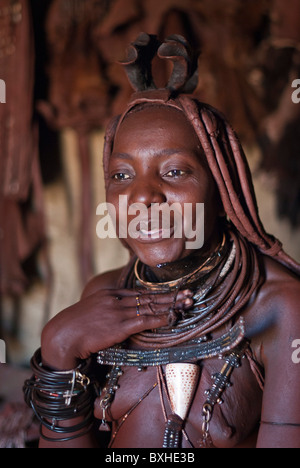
[{"xmin": 24, "ymin": 34, "xmax": 300, "ymax": 449}]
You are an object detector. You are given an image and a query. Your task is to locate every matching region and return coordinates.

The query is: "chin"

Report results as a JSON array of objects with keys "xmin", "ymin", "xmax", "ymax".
[{"xmin": 130, "ymin": 238, "xmax": 189, "ymax": 268}]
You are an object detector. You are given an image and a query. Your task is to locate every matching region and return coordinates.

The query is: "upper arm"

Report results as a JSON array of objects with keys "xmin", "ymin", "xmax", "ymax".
[{"xmin": 257, "ymin": 282, "xmax": 300, "ymax": 448}]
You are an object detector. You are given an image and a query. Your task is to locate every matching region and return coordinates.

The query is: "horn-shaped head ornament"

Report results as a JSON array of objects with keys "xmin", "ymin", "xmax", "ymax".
[{"xmin": 120, "ymin": 32, "xmax": 199, "ymax": 96}]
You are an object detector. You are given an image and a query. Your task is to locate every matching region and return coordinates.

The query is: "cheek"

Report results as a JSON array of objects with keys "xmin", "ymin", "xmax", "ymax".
[
  {"xmin": 196, "ymin": 175, "xmax": 220, "ymax": 212},
  {"xmin": 106, "ymin": 189, "xmax": 120, "ymax": 224},
  {"xmin": 106, "ymin": 188, "xmax": 116, "ymax": 207},
  {"xmin": 106, "ymin": 188, "xmax": 129, "ymax": 214},
  {"xmin": 181, "ymin": 179, "xmax": 216, "ymax": 212},
  {"xmin": 183, "ymin": 182, "xmax": 220, "ymax": 235},
  {"xmin": 107, "ymin": 193, "xmax": 143, "ymax": 240},
  {"xmin": 106, "ymin": 193, "xmax": 125, "ymax": 237}
]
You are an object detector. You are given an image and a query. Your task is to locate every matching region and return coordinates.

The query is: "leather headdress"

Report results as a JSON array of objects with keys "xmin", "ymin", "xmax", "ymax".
[{"xmin": 120, "ymin": 32, "xmax": 199, "ymax": 95}]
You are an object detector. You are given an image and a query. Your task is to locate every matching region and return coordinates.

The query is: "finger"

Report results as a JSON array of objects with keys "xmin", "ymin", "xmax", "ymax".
[
  {"xmin": 139, "ymin": 289, "xmax": 193, "ymax": 303},
  {"xmin": 127, "ymin": 313, "xmax": 170, "ymax": 335},
  {"xmin": 107, "ymin": 289, "xmax": 142, "ymax": 299},
  {"xmin": 109, "ymin": 288, "xmax": 193, "ymax": 301},
  {"xmin": 140, "ymin": 293, "xmax": 194, "ymax": 315},
  {"xmin": 110, "ymin": 289, "xmax": 194, "ymax": 312},
  {"xmin": 124, "ymin": 300, "xmax": 190, "ymax": 321}
]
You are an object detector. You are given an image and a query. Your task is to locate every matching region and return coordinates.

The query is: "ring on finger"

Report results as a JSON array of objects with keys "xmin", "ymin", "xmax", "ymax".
[{"xmin": 136, "ymin": 295, "xmax": 141, "ymax": 317}]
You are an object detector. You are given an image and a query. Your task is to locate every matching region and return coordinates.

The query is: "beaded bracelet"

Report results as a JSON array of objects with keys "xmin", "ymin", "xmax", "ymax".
[{"xmin": 23, "ymin": 348, "xmax": 95, "ymax": 442}]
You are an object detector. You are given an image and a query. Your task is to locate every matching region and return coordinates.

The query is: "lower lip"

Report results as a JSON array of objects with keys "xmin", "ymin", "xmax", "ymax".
[{"xmin": 136, "ymin": 227, "xmax": 175, "ymax": 243}]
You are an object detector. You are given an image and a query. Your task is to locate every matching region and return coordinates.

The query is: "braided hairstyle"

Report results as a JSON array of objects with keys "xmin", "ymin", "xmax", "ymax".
[{"xmin": 103, "ymin": 33, "xmax": 300, "ymax": 276}]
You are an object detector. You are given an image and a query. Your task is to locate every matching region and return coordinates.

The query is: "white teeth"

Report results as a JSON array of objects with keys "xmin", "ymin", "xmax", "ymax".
[
  {"xmin": 140, "ymin": 228, "xmax": 161, "ymax": 236},
  {"xmin": 139, "ymin": 226, "xmax": 174, "ymax": 239}
]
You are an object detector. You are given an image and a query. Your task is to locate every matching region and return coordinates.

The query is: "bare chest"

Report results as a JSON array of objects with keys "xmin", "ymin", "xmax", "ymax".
[{"xmin": 97, "ymin": 350, "xmax": 263, "ymax": 448}]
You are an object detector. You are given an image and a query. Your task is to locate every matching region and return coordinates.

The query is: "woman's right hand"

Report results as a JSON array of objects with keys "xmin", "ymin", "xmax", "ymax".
[{"xmin": 41, "ymin": 288, "xmax": 193, "ymax": 371}]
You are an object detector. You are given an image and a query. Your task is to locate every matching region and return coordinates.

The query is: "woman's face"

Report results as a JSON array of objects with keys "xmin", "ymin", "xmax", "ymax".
[{"xmin": 106, "ymin": 106, "xmax": 222, "ymax": 268}]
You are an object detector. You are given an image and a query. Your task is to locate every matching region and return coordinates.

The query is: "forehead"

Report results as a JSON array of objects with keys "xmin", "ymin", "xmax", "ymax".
[{"xmin": 113, "ymin": 104, "xmax": 201, "ymax": 150}]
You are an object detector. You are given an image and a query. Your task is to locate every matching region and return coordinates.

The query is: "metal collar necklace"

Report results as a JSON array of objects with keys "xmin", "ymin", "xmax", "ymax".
[{"xmin": 134, "ymin": 234, "xmax": 227, "ymax": 292}]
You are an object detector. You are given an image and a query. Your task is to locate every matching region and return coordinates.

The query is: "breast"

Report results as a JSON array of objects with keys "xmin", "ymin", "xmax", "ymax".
[
  {"xmin": 95, "ymin": 351, "xmax": 263, "ymax": 448},
  {"xmin": 188, "ymin": 356, "xmax": 263, "ymax": 448}
]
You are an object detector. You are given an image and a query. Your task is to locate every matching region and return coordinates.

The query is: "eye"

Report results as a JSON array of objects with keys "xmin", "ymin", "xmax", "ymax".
[
  {"xmin": 164, "ymin": 169, "xmax": 187, "ymax": 178},
  {"xmin": 112, "ymin": 173, "xmax": 131, "ymax": 181}
]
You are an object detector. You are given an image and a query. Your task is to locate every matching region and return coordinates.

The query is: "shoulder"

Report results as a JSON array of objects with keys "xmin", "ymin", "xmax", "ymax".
[
  {"xmin": 261, "ymin": 255, "xmax": 300, "ymax": 319},
  {"xmin": 253, "ymin": 256, "xmax": 300, "ymax": 442},
  {"xmin": 81, "ymin": 267, "xmax": 125, "ymax": 299},
  {"xmin": 255, "ymin": 255, "xmax": 300, "ymax": 360},
  {"xmin": 244, "ymin": 254, "xmax": 300, "ymax": 363},
  {"xmin": 248, "ymin": 255, "xmax": 299, "ymax": 322}
]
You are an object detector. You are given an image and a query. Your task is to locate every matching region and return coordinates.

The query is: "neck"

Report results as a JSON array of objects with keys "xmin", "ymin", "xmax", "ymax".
[{"xmin": 144, "ymin": 232, "xmax": 223, "ymax": 283}]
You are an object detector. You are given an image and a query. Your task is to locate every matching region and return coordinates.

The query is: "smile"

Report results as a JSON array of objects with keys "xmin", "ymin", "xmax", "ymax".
[
  {"xmin": 136, "ymin": 226, "xmax": 175, "ymax": 243},
  {"xmin": 96, "ymin": 196, "xmax": 205, "ymax": 249}
]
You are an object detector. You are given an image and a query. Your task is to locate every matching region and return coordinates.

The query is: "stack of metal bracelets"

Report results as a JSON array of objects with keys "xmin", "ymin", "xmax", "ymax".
[{"xmin": 23, "ymin": 348, "xmax": 94, "ymax": 442}]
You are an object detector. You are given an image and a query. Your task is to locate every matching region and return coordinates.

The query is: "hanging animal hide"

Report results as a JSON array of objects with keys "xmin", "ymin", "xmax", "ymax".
[
  {"xmin": 0, "ymin": 0, "xmax": 46, "ymax": 298},
  {"xmin": 256, "ymin": 0, "xmax": 300, "ymax": 226},
  {"xmin": 0, "ymin": 0, "xmax": 34, "ymax": 199},
  {"xmin": 38, "ymin": 0, "xmax": 114, "ymax": 284}
]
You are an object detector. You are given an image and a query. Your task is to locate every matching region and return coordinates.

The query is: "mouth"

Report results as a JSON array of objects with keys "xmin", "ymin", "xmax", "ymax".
[{"xmin": 135, "ymin": 222, "xmax": 175, "ymax": 243}]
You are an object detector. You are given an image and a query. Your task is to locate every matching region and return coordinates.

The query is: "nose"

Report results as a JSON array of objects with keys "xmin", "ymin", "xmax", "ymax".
[{"xmin": 128, "ymin": 177, "xmax": 167, "ymax": 207}]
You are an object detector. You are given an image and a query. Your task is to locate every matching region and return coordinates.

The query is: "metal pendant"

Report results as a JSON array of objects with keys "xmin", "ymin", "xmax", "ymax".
[
  {"xmin": 165, "ymin": 363, "xmax": 200, "ymax": 420},
  {"xmin": 163, "ymin": 363, "xmax": 200, "ymax": 448}
]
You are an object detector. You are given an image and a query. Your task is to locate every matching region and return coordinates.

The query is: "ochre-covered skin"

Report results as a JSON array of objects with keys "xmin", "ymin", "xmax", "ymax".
[
  {"xmin": 39, "ymin": 35, "xmax": 300, "ymax": 448},
  {"xmin": 40, "ymin": 105, "xmax": 300, "ymax": 448}
]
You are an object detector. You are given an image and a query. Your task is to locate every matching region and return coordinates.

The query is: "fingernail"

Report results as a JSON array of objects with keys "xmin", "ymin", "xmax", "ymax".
[{"xmin": 184, "ymin": 298, "xmax": 193, "ymax": 306}]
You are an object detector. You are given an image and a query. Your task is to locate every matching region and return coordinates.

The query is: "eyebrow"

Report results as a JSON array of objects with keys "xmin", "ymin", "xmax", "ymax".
[
  {"xmin": 111, "ymin": 152, "xmax": 134, "ymax": 160},
  {"xmin": 111, "ymin": 148, "xmax": 188, "ymax": 160}
]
